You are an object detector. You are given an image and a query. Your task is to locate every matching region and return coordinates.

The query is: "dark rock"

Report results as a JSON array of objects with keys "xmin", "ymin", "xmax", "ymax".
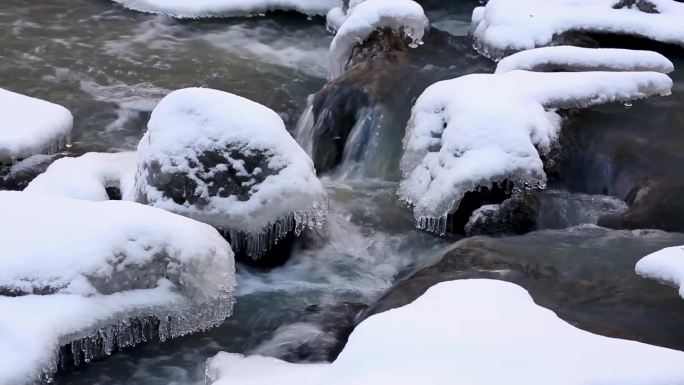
[
  {"xmin": 612, "ymin": 0, "xmax": 659, "ymax": 13},
  {"xmin": 465, "ymin": 192, "xmax": 540, "ymax": 236},
  {"xmin": 363, "ymin": 228, "xmax": 684, "ymax": 350},
  {"xmin": 0, "ymin": 153, "xmax": 64, "ymax": 191}
]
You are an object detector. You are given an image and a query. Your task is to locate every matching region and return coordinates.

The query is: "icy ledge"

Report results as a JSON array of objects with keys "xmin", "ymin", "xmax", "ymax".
[
  {"xmin": 328, "ymin": 0, "xmax": 428, "ymax": 79},
  {"xmin": 207, "ymin": 279, "xmax": 684, "ymax": 385},
  {"xmin": 0, "ymin": 88, "xmax": 72, "ymax": 164},
  {"xmin": 636, "ymin": 246, "xmax": 684, "ymax": 299},
  {"xmin": 399, "ymin": 70, "xmax": 672, "ymax": 234},
  {"xmin": 24, "ymin": 152, "xmax": 136, "ymax": 201},
  {"xmin": 133, "ymin": 88, "xmax": 327, "ymax": 260},
  {"xmin": 0, "ymin": 191, "xmax": 235, "ymax": 384},
  {"xmin": 472, "ymin": 0, "xmax": 684, "ymax": 59},
  {"xmin": 496, "ymin": 46, "xmax": 675, "ymax": 74},
  {"xmin": 109, "ymin": 0, "xmax": 339, "ymax": 18}
]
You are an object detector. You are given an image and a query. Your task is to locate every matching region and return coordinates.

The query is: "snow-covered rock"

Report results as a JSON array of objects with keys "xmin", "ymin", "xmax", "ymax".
[
  {"xmin": 636, "ymin": 246, "xmax": 684, "ymax": 299},
  {"xmin": 0, "ymin": 153, "xmax": 64, "ymax": 190},
  {"xmin": 206, "ymin": 279, "xmax": 684, "ymax": 385},
  {"xmin": 109, "ymin": 0, "xmax": 339, "ymax": 18},
  {"xmin": 24, "ymin": 152, "xmax": 136, "ymax": 201},
  {"xmin": 472, "ymin": 0, "xmax": 684, "ymax": 59},
  {"xmin": 495, "ymin": 46, "xmax": 675, "ymax": 74},
  {"xmin": 399, "ymin": 70, "xmax": 672, "ymax": 234},
  {"xmin": 328, "ymin": 0, "xmax": 428, "ymax": 79},
  {"xmin": 133, "ymin": 87, "xmax": 327, "ymax": 260},
  {"xmin": 0, "ymin": 88, "xmax": 73, "ymax": 164},
  {"xmin": 0, "ymin": 191, "xmax": 235, "ymax": 384}
]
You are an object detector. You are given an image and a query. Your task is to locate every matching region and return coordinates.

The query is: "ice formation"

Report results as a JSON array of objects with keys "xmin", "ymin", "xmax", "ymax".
[
  {"xmin": 472, "ymin": 0, "xmax": 684, "ymax": 59},
  {"xmin": 109, "ymin": 0, "xmax": 339, "ymax": 18},
  {"xmin": 328, "ymin": 0, "xmax": 429, "ymax": 79},
  {"xmin": 636, "ymin": 246, "xmax": 684, "ymax": 299},
  {"xmin": 24, "ymin": 152, "xmax": 137, "ymax": 201},
  {"xmin": 399, "ymin": 70, "xmax": 672, "ymax": 234},
  {"xmin": 495, "ymin": 46, "xmax": 675, "ymax": 74},
  {"xmin": 206, "ymin": 279, "xmax": 684, "ymax": 385},
  {"xmin": 0, "ymin": 88, "xmax": 73, "ymax": 164},
  {"xmin": 133, "ymin": 87, "xmax": 327, "ymax": 259},
  {"xmin": 0, "ymin": 191, "xmax": 236, "ymax": 384}
]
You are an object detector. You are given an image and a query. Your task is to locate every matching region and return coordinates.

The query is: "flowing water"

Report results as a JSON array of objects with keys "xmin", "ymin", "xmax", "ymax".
[{"xmin": 2, "ymin": 0, "xmax": 684, "ymax": 384}]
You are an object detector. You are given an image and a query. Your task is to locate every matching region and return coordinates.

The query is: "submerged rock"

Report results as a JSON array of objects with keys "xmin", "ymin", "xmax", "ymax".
[
  {"xmin": 364, "ymin": 226, "xmax": 684, "ymax": 350},
  {"xmin": 0, "ymin": 191, "xmax": 235, "ymax": 384},
  {"xmin": 207, "ymin": 279, "xmax": 684, "ymax": 385},
  {"xmin": 133, "ymin": 88, "xmax": 327, "ymax": 265}
]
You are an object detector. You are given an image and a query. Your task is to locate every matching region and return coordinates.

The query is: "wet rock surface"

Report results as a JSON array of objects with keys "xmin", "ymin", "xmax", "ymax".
[
  {"xmin": 363, "ymin": 227, "xmax": 684, "ymax": 350},
  {"xmin": 465, "ymin": 192, "xmax": 540, "ymax": 236},
  {"xmin": 306, "ymin": 28, "xmax": 494, "ymax": 177},
  {"xmin": 0, "ymin": 153, "xmax": 64, "ymax": 191}
]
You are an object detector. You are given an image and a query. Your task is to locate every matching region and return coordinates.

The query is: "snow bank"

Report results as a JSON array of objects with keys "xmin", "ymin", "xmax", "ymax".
[
  {"xmin": 207, "ymin": 279, "xmax": 684, "ymax": 385},
  {"xmin": 472, "ymin": 0, "xmax": 684, "ymax": 59},
  {"xmin": 24, "ymin": 152, "xmax": 136, "ymax": 201},
  {"xmin": 110, "ymin": 0, "xmax": 339, "ymax": 18},
  {"xmin": 399, "ymin": 70, "xmax": 672, "ymax": 234},
  {"xmin": 328, "ymin": 0, "xmax": 428, "ymax": 79},
  {"xmin": 0, "ymin": 88, "xmax": 73, "ymax": 163},
  {"xmin": 636, "ymin": 246, "xmax": 684, "ymax": 299},
  {"xmin": 133, "ymin": 87, "xmax": 327, "ymax": 259},
  {"xmin": 0, "ymin": 191, "xmax": 235, "ymax": 384},
  {"xmin": 496, "ymin": 46, "xmax": 675, "ymax": 74}
]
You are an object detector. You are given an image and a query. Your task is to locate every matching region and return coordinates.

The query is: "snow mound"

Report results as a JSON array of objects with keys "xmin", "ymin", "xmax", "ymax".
[
  {"xmin": 0, "ymin": 191, "xmax": 235, "ymax": 384},
  {"xmin": 472, "ymin": 0, "xmax": 684, "ymax": 59},
  {"xmin": 133, "ymin": 87, "xmax": 327, "ymax": 259},
  {"xmin": 0, "ymin": 88, "xmax": 73, "ymax": 164},
  {"xmin": 110, "ymin": 0, "xmax": 339, "ymax": 18},
  {"xmin": 207, "ymin": 279, "xmax": 684, "ymax": 385},
  {"xmin": 636, "ymin": 246, "xmax": 684, "ymax": 299},
  {"xmin": 496, "ymin": 46, "xmax": 675, "ymax": 74},
  {"xmin": 399, "ymin": 70, "xmax": 672, "ymax": 234},
  {"xmin": 328, "ymin": 0, "xmax": 428, "ymax": 79},
  {"xmin": 24, "ymin": 152, "xmax": 136, "ymax": 201}
]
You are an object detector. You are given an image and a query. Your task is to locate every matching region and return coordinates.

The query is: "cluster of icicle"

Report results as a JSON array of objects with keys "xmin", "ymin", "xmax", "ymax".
[
  {"xmin": 40, "ymin": 297, "xmax": 234, "ymax": 383},
  {"xmin": 411, "ymin": 178, "xmax": 547, "ymax": 235},
  {"xmin": 222, "ymin": 201, "xmax": 328, "ymax": 259}
]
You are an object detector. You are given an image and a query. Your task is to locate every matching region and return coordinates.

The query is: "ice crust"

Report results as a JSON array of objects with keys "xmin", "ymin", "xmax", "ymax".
[
  {"xmin": 110, "ymin": 0, "xmax": 340, "ymax": 18},
  {"xmin": 495, "ymin": 46, "xmax": 675, "ymax": 74},
  {"xmin": 328, "ymin": 0, "xmax": 428, "ymax": 79},
  {"xmin": 636, "ymin": 246, "xmax": 684, "ymax": 299},
  {"xmin": 472, "ymin": 0, "xmax": 684, "ymax": 59},
  {"xmin": 399, "ymin": 70, "xmax": 672, "ymax": 234},
  {"xmin": 0, "ymin": 191, "xmax": 236, "ymax": 384},
  {"xmin": 207, "ymin": 279, "xmax": 684, "ymax": 385},
  {"xmin": 24, "ymin": 152, "xmax": 137, "ymax": 201},
  {"xmin": 133, "ymin": 87, "xmax": 327, "ymax": 258},
  {"xmin": 0, "ymin": 88, "xmax": 73, "ymax": 164}
]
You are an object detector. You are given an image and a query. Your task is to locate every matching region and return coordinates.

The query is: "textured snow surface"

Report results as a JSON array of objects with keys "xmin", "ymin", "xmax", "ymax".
[
  {"xmin": 399, "ymin": 70, "xmax": 672, "ymax": 233},
  {"xmin": 472, "ymin": 0, "xmax": 684, "ymax": 59},
  {"xmin": 134, "ymin": 87, "xmax": 327, "ymax": 235},
  {"xmin": 110, "ymin": 0, "xmax": 339, "ymax": 17},
  {"xmin": 207, "ymin": 279, "xmax": 684, "ymax": 385},
  {"xmin": 636, "ymin": 246, "xmax": 684, "ymax": 299},
  {"xmin": 496, "ymin": 46, "xmax": 675, "ymax": 74},
  {"xmin": 0, "ymin": 88, "xmax": 73, "ymax": 163},
  {"xmin": 25, "ymin": 152, "xmax": 137, "ymax": 201},
  {"xmin": 0, "ymin": 191, "xmax": 235, "ymax": 384},
  {"xmin": 328, "ymin": 0, "xmax": 428, "ymax": 79}
]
